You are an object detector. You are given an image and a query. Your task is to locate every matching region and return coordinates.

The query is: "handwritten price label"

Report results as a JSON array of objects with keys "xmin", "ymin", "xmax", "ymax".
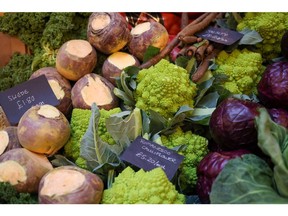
[
  {"xmin": 0, "ymin": 75, "xmax": 59, "ymax": 125},
  {"xmin": 196, "ymin": 26, "xmax": 244, "ymax": 45},
  {"xmin": 120, "ymin": 136, "xmax": 184, "ymax": 180}
]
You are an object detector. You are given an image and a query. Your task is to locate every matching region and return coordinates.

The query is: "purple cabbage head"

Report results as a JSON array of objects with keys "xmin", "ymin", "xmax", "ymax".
[
  {"xmin": 268, "ymin": 108, "xmax": 288, "ymax": 128},
  {"xmin": 257, "ymin": 61, "xmax": 288, "ymax": 109},
  {"xmin": 209, "ymin": 97, "xmax": 263, "ymax": 151},
  {"xmin": 196, "ymin": 149, "xmax": 250, "ymax": 204}
]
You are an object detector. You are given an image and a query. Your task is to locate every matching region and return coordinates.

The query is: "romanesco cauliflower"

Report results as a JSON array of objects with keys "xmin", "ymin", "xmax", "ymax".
[
  {"xmin": 236, "ymin": 12, "xmax": 288, "ymax": 61},
  {"xmin": 214, "ymin": 48, "xmax": 265, "ymax": 95},
  {"xmin": 160, "ymin": 126, "xmax": 209, "ymax": 193},
  {"xmin": 135, "ymin": 59, "xmax": 198, "ymax": 119},
  {"xmin": 63, "ymin": 107, "xmax": 121, "ymax": 168},
  {"xmin": 101, "ymin": 166, "xmax": 185, "ymax": 204}
]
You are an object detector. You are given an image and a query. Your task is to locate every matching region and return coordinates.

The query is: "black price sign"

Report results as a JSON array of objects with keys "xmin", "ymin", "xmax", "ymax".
[
  {"xmin": 120, "ymin": 136, "xmax": 184, "ymax": 180},
  {"xmin": 0, "ymin": 75, "xmax": 59, "ymax": 125},
  {"xmin": 196, "ymin": 26, "xmax": 244, "ymax": 45}
]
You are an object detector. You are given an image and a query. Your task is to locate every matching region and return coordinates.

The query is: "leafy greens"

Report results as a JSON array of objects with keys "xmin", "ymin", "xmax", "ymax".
[{"xmin": 210, "ymin": 108, "xmax": 288, "ymax": 204}]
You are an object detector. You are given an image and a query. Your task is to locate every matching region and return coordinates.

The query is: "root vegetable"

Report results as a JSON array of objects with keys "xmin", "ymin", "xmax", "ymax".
[
  {"xmin": 56, "ymin": 39, "xmax": 97, "ymax": 81},
  {"xmin": 0, "ymin": 148, "xmax": 53, "ymax": 193},
  {"xmin": 71, "ymin": 73, "xmax": 119, "ymax": 110},
  {"xmin": 38, "ymin": 165, "xmax": 104, "ymax": 204},
  {"xmin": 102, "ymin": 51, "xmax": 140, "ymax": 86},
  {"xmin": 0, "ymin": 126, "xmax": 21, "ymax": 156},
  {"xmin": 87, "ymin": 12, "xmax": 131, "ymax": 55},
  {"xmin": 0, "ymin": 106, "xmax": 10, "ymax": 130},
  {"xmin": 128, "ymin": 21, "xmax": 169, "ymax": 61},
  {"xmin": 29, "ymin": 67, "xmax": 72, "ymax": 118},
  {"xmin": 17, "ymin": 104, "xmax": 70, "ymax": 156}
]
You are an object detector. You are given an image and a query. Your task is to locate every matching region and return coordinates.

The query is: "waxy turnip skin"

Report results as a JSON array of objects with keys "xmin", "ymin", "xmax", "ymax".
[
  {"xmin": 17, "ymin": 105, "xmax": 71, "ymax": 156},
  {"xmin": 56, "ymin": 39, "xmax": 97, "ymax": 81},
  {"xmin": 102, "ymin": 52, "xmax": 140, "ymax": 86},
  {"xmin": 38, "ymin": 166, "xmax": 104, "ymax": 204},
  {"xmin": 0, "ymin": 126, "xmax": 21, "ymax": 156},
  {"xmin": 0, "ymin": 148, "xmax": 53, "ymax": 193},
  {"xmin": 71, "ymin": 73, "xmax": 119, "ymax": 110},
  {"xmin": 128, "ymin": 21, "xmax": 169, "ymax": 61},
  {"xmin": 29, "ymin": 67, "xmax": 73, "ymax": 118},
  {"xmin": 87, "ymin": 12, "xmax": 131, "ymax": 55}
]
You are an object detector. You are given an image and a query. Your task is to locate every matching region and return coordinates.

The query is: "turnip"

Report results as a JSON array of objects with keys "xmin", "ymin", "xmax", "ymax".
[
  {"xmin": 0, "ymin": 148, "xmax": 53, "ymax": 193},
  {"xmin": 56, "ymin": 39, "xmax": 97, "ymax": 81},
  {"xmin": 29, "ymin": 67, "xmax": 73, "ymax": 118},
  {"xmin": 128, "ymin": 21, "xmax": 169, "ymax": 61},
  {"xmin": 102, "ymin": 51, "xmax": 140, "ymax": 86},
  {"xmin": 17, "ymin": 104, "xmax": 70, "ymax": 156},
  {"xmin": 71, "ymin": 73, "xmax": 119, "ymax": 110},
  {"xmin": 38, "ymin": 165, "xmax": 104, "ymax": 204},
  {"xmin": 0, "ymin": 106, "xmax": 10, "ymax": 130},
  {"xmin": 87, "ymin": 12, "xmax": 131, "ymax": 55},
  {"xmin": 0, "ymin": 126, "xmax": 21, "ymax": 156}
]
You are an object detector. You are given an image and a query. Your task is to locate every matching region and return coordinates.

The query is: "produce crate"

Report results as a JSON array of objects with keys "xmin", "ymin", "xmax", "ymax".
[{"xmin": 0, "ymin": 12, "xmax": 29, "ymax": 67}]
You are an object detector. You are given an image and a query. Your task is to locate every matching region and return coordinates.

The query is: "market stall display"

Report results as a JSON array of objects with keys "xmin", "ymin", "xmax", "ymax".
[{"xmin": 1, "ymin": 12, "xmax": 288, "ymax": 204}]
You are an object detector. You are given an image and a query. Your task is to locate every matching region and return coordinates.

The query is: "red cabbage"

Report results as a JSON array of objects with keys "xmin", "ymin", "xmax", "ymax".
[{"xmin": 209, "ymin": 97, "xmax": 262, "ymax": 151}]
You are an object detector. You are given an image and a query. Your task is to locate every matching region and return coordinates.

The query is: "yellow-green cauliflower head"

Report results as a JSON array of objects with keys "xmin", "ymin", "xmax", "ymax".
[
  {"xmin": 135, "ymin": 59, "xmax": 197, "ymax": 119},
  {"xmin": 101, "ymin": 166, "xmax": 186, "ymax": 204},
  {"xmin": 214, "ymin": 48, "xmax": 265, "ymax": 95}
]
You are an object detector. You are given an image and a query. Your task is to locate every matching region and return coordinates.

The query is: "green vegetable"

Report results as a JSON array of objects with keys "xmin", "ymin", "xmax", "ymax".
[
  {"xmin": 101, "ymin": 166, "xmax": 186, "ymax": 204},
  {"xmin": 63, "ymin": 107, "xmax": 121, "ymax": 169},
  {"xmin": 0, "ymin": 53, "xmax": 33, "ymax": 92},
  {"xmin": 255, "ymin": 108, "xmax": 288, "ymax": 197},
  {"xmin": 159, "ymin": 126, "xmax": 209, "ymax": 193},
  {"xmin": 210, "ymin": 154, "xmax": 288, "ymax": 204},
  {"xmin": 210, "ymin": 108, "xmax": 288, "ymax": 203},
  {"xmin": 214, "ymin": 48, "xmax": 265, "ymax": 95},
  {"xmin": 236, "ymin": 12, "xmax": 288, "ymax": 61},
  {"xmin": 80, "ymin": 104, "xmax": 142, "ymax": 175},
  {"xmin": 135, "ymin": 59, "xmax": 198, "ymax": 119},
  {"xmin": 0, "ymin": 12, "xmax": 91, "ymax": 71},
  {"xmin": 0, "ymin": 182, "xmax": 38, "ymax": 204}
]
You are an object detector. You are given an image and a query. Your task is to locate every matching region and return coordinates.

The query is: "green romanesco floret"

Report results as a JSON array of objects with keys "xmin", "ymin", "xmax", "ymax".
[
  {"xmin": 135, "ymin": 59, "xmax": 198, "ymax": 119},
  {"xmin": 236, "ymin": 12, "xmax": 288, "ymax": 61},
  {"xmin": 160, "ymin": 126, "xmax": 209, "ymax": 193},
  {"xmin": 101, "ymin": 166, "xmax": 185, "ymax": 204},
  {"xmin": 63, "ymin": 107, "xmax": 121, "ymax": 169},
  {"xmin": 214, "ymin": 48, "xmax": 265, "ymax": 95}
]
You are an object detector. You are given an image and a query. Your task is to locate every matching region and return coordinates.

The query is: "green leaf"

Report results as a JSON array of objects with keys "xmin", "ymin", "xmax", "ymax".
[
  {"xmin": 106, "ymin": 107, "xmax": 142, "ymax": 150},
  {"xmin": 210, "ymin": 154, "xmax": 288, "ymax": 204},
  {"xmin": 194, "ymin": 77, "xmax": 216, "ymax": 106},
  {"xmin": 175, "ymin": 56, "xmax": 189, "ymax": 68},
  {"xmin": 80, "ymin": 103, "xmax": 121, "ymax": 173},
  {"xmin": 196, "ymin": 91, "xmax": 219, "ymax": 108},
  {"xmin": 185, "ymin": 56, "xmax": 197, "ymax": 75},
  {"xmin": 113, "ymin": 70, "xmax": 137, "ymax": 108},
  {"xmin": 239, "ymin": 28, "xmax": 263, "ymax": 45},
  {"xmin": 255, "ymin": 108, "xmax": 288, "ymax": 197},
  {"xmin": 143, "ymin": 46, "xmax": 160, "ymax": 63},
  {"xmin": 50, "ymin": 154, "xmax": 77, "ymax": 167}
]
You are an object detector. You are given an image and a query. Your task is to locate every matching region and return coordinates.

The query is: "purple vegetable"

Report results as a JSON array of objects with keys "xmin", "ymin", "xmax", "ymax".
[
  {"xmin": 209, "ymin": 97, "xmax": 262, "ymax": 151},
  {"xmin": 257, "ymin": 61, "xmax": 288, "ymax": 109},
  {"xmin": 196, "ymin": 149, "xmax": 250, "ymax": 204},
  {"xmin": 268, "ymin": 108, "xmax": 288, "ymax": 128}
]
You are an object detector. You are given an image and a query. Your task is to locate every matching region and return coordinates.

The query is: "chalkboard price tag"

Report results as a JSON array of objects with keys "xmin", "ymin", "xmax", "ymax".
[
  {"xmin": 0, "ymin": 75, "xmax": 59, "ymax": 125},
  {"xmin": 120, "ymin": 136, "xmax": 184, "ymax": 180},
  {"xmin": 196, "ymin": 26, "xmax": 244, "ymax": 45}
]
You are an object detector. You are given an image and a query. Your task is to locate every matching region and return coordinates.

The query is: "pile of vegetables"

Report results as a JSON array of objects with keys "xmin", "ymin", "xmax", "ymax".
[{"xmin": 1, "ymin": 12, "xmax": 288, "ymax": 204}]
